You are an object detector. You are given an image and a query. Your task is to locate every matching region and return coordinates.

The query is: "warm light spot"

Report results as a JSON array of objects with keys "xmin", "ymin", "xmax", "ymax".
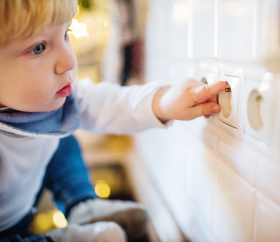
[
  {"xmin": 173, "ymin": 3, "xmax": 188, "ymax": 24},
  {"xmin": 70, "ymin": 19, "xmax": 79, "ymax": 31},
  {"xmin": 104, "ymin": 19, "xmax": 108, "ymax": 28},
  {"xmin": 95, "ymin": 180, "xmax": 111, "ymax": 198},
  {"xmin": 70, "ymin": 19, "xmax": 89, "ymax": 38},
  {"xmin": 103, "ymin": 18, "xmax": 111, "ymax": 29},
  {"xmin": 53, "ymin": 210, "xmax": 68, "ymax": 228}
]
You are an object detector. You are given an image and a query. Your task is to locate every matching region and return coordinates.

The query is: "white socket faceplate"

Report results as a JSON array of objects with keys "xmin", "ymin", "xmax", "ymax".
[
  {"xmin": 218, "ymin": 74, "xmax": 240, "ymax": 129},
  {"xmin": 244, "ymin": 79, "xmax": 274, "ymax": 143}
]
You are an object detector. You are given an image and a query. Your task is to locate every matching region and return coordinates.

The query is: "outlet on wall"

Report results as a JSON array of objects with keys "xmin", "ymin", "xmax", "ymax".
[
  {"xmin": 218, "ymin": 74, "xmax": 241, "ymax": 129},
  {"xmin": 244, "ymin": 76, "xmax": 275, "ymax": 144},
  {"xmin": 198, "ymin": 71, "xmax": 215, "ymax": 85}
]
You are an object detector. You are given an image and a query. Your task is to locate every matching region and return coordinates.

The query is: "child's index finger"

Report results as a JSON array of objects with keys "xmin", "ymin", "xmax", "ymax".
[{"xmin": 193, "ymin": 81, "xmax": 230, "ymax": 103}]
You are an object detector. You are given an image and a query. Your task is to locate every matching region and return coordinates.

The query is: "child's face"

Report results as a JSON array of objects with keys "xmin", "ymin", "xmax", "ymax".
[{"xmin": 0, "ymin": 22, "xmax": 77, "ymax": 112}]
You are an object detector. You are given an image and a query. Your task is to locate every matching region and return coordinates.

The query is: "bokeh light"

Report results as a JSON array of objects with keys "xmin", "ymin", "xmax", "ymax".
[{"xmin": 95, "ymin": 180, "xmax": 111, "ymax": 198}]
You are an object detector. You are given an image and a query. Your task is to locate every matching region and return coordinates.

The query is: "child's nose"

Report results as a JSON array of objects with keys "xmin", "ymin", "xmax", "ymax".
[{"xmin": 55, "ymin": 46, "xmax": 77, "ymax": 75}]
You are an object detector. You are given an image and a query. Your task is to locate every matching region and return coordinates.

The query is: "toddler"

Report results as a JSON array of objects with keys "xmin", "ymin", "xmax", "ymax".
[{"xmin": 0, "ymin": 0, "xmax": 228, "ymax": 242}]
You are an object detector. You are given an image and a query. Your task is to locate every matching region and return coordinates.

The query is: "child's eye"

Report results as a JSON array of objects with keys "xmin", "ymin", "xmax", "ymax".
[
  {"xmin": 29, "ymin": 43, "xmax": 46, "ymax": 55},
  {"xmin": 64, "ymin": 30, "xmax": 69, "ymax": 41}
]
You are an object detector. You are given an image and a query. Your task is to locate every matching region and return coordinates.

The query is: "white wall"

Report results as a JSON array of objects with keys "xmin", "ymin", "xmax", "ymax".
[{"xmin": 134, "ymin": 0, "xmax": 280, "ymax": 241}]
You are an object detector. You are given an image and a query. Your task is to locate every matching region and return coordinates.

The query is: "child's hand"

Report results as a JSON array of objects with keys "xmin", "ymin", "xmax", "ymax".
[{"xmin": 152, "ymin": 79, "xmax": 230, "ymax": 122}]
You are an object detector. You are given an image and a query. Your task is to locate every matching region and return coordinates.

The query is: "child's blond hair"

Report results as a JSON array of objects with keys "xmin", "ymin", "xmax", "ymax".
[{"xmin": 0, "ymin": 0, "xmax": 78, "ymax": 47}]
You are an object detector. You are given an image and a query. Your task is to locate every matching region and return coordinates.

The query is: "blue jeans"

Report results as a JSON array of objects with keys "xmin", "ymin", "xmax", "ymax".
[{"xmin": 0, "ymin": 135, "xmax": 97, "ymax": 241}]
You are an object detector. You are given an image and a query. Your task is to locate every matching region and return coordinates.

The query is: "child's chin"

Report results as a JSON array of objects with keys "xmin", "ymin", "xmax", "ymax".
[
  {"xmin": 46, "ymin": 99, "xmax": 66, "ymax": 112},
  {"xmin": 35, "ymin": 99, "xmax": 66, "ymax": 112},
  {"xmin": 15, "ymin": 99, "xmax": 66, "ymax": 112}
]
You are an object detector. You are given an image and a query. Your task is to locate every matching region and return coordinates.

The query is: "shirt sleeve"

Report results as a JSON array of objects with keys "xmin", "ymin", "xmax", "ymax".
[{"xmin": 72, "ymin": 78, "xmax": 172, "ymax": 134}]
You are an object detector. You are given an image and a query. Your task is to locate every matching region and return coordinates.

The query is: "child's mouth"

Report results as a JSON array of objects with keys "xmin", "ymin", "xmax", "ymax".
[{"xmin": 56, "ymin": 84, "xmax": 72, "ymax": 97}]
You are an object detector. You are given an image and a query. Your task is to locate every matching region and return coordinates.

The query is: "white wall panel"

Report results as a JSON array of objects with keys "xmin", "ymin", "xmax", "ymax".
[
  {"xmin": 214, "ymin": 161, "xmax": 255, "ymax": 242},
  {"xmin": 146, "ymin": 0, "xmax": 169, "ymax": 58},
  {"xmin": 145, "ymin": 57, "xmax": 169, "ymax": 83},
  {"xmin": 168, "ymin": 0, "xmax": 189, "ymax": 59},
  {"xmin": 217, "ymin": 139, "xmax": 256, "ymax": 184},
  {"xmin": 255, "ymin": 1, "xmax": 270, "ymax": 60},
  {"xmin": 254, "ymin": 193, "xmax": 280, "ymax": 242},
  {"xmin": 168, "ymin": 61, "xmax": 195, "ymax": 83},
  {"xmin": 188, "ymin": 216, "xmax": 215, "ymax": 242},
  {"xmin": 134, "ymin": 0, "xmax": 280, "ymax": 241},
  {"xmin": 192, "ymin": 143, "xmax": 216, "ymax": 234},
  {"xmin": 257, "ymin": 159, "xmax": 280, "ymax": 205},
  {"xmin": 219, "ymin": 0, "xmax": 256, "ymax": 61},
  {"xmin": 165, "ymin": 123, "xmax": 193, "ymax": 232},
  {"xmin": 260, "ymin": 0, "xmax": 280, "ymax": 66},
  {"xmin": 193, "ymin": 0, "xmax": 216, "ymax": 58}
]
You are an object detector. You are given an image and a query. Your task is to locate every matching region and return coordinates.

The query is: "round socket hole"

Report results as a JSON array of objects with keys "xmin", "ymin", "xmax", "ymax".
[
  {"xmin": 218, "ymin": 86, "xmax": 232, "ymax": 118},
  {"xmin": 247, "ymin": 90, "xmax": 263, "ymax": 131},
  {"xmin": 201, "ymin": 77, "xmax": 208, "ymax": 84}
]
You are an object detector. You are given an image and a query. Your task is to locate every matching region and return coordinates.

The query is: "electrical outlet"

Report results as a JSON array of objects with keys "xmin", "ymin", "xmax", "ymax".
[
  {"xmin": 244, "ymin": 77, "xmax": 275, "ymax": 143},
  {"xmin": 218, "ymin": 74, "xmax": 240, "ymax": 129}
]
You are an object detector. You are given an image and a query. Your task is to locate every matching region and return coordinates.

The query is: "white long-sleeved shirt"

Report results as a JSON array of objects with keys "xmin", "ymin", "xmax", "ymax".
[{"xmin": 0, "ymin": 79, "xmax": 169, "ymax": 231}]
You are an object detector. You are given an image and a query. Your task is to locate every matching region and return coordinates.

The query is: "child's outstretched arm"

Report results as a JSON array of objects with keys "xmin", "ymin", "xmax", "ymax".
[{"xmin": 152, "ymin": 79, "xmax": 230, "ymax": 122}]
